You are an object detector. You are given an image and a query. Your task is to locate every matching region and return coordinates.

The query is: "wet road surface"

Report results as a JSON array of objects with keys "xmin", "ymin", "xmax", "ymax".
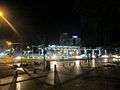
[{"xmin": 0, "ymin": 58, "xmax": 120, "ymax": 90}]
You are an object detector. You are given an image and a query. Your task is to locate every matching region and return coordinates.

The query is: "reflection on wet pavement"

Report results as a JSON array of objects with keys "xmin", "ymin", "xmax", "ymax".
[{"xmin": 0, "ymin": 58, "xmax": 120, "ymax": 90}]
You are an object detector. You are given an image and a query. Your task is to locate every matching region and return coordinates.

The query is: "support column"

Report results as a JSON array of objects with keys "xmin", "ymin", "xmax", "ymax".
[
  {"xmin": 84, "ymin": 49, "xmax": 87, "ymax": 55},
  {"xmin": 41, "ymin": 49, "xmax": 44, "ymax": 55},
  {"xmin": 66, "ymin": 49, "xmax": 69, "ymax": 59},
  {"xmin": 92, "ymin": 50, "xmax": 95, "ymax": 56},
  {"xmin": 105, "ymin": 49, "xmax": 107, "ymax": 55},
  {"xmin": 98, "ymin": 49, "xmax": 101, "ymax": 56}
]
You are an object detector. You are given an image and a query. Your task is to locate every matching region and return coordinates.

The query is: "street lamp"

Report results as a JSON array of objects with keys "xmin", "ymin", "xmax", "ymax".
[
  {"xmin": 6, "ymin": 41, "xmax": 12, "ymax": 46},
  {"xmin": 0, "ymin": 11, "xmax": 3, "ymax": 16},
  {"xmin": 0, "ymin": 11, "xmax": 20, "ymax": 36}
]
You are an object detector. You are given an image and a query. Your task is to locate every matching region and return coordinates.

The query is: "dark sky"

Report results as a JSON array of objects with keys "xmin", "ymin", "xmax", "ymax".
[{"xmin": 0, "ymin": 0, "xmax": 120, "ymax": 47}]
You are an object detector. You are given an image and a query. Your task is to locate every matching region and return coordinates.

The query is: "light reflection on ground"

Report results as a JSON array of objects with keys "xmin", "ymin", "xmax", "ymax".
[
  {"xmin": 92, "ymin": 59, "xmax": 95, "ymax": 67},
  {"xmin": 0, "ymin": 58, "xmax": 120, "ymax": 90}
]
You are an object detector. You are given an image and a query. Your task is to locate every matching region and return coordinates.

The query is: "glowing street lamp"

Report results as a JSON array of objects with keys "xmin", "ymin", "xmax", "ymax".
[
  {"xmin": 0, "ymin": 11, "xmax": 20, "ymax": 36},
  {"xmin": 6, "ymin": 41, "xmax": 12, "ymax": 46},
  {"xmin": 0, "ymin": 11, "xmax": 3, "ymax": 16}
]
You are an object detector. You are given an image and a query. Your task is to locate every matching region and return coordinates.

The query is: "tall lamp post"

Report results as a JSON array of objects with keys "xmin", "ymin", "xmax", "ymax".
[
  {"xmin": 0, "ymin": 11, "xmax": 22, "ymax": 52},
  {"xmin": 0, "ymin": 10, "xmax": 22, "ymax": 53}
]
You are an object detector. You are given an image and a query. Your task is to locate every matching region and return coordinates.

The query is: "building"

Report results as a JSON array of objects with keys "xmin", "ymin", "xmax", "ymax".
[
  {"xmin": 46, "ymin": 45, "xmax": 80, "ymax": 60},
  {"xmin": 26, "ymin": 44, "xmax": 102, "ymax": 60},
  {"xmin": 59, "ymin": 33, "xmax": 81, "ymax": 46}
]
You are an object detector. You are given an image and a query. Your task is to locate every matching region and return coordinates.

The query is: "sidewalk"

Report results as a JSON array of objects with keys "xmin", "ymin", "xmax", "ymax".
[
  {"xmin": 0, "ymin": 64, "xmax": 14, "ymax": 78},
  {"xmin": 61, "ymin": 65, "xmax": 120, "ymax": 90},
  {"xmin": 0, "ymin": 76, "xmax": 13, "ymax": 86}
]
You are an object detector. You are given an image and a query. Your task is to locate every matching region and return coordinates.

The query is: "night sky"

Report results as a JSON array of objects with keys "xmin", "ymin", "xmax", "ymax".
[{"xmin": 0, "ymin": 0, "xmax": 120, "ymax": 47}]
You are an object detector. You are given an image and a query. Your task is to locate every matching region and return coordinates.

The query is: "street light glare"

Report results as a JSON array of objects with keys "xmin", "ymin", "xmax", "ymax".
[
  {"xmin": 0, "ymin": 11, "xmax": 20, "ymax": 36},
  {"xmin": 0, "ymin": 11, "xmax": 3, "ymax": 16},
  {"xmin": 6, "ymin": 41, "xmax": 12, "ymax": 46}
]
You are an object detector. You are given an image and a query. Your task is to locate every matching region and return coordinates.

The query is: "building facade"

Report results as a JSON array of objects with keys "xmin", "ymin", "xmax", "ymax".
[{"xmin": 59, "ymin": 33, "xmax": 81, "ymax": 46}]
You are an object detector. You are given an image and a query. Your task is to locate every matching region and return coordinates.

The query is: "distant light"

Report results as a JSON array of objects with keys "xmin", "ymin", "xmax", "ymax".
[
  {"xmin": 112, "ymin": 55, "xmax": 120, "ymax": 59},
  {"xmin": 92, "ymin": 55, "xmax": 96, "ymax": 58},
  {"xmin": 6, "ymin": 41, "xmax": 12, "ymax": 46},
  {"xmin": 104, "ymin": 59, "xmax": 108, "ymax": 62},
  {"xmin": 51, "ymin": 55, "xmax": 57, "ymax": 60},
  {"xmin": 6, "ymin": 49, "xmax": 11, "ymax": 52},
  {"xmin": 75, "ymin": 56, "xmax": 82, "ymax": 59},
  {"xmin": 51, "ymin": 45, "xmax": 56, "ymax": 47},
  {"xmin": 0, "ymin": 52, "xmax": 5, "ymax": 57},
  {"xmin": 15, "ymin": 56, "xmax": 22, "ymax": 60},
  {"xmin": 17, "ymin": 67, "xmax": 24, "ymax": 71},
  {"xmin": 101, "ymin": 55, "xmax": 109, "ymax": 58},
  {"xmin": 113, "ymin": 58, "xmax": 117, "ymax": 61},
  {"xmin": 72, "ymin": 35, "xmax": 78, "ymax": 39},
  {"xmin": 27, "ymin": 46, "xmax": 30, "ymax": 49},
  {"xmin": 112, "ymin": 55, "xmax": 117, "ymax": 58}
]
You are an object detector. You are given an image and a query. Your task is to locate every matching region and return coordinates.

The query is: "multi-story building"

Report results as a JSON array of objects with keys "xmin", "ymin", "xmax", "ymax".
[{"xmin": 59, "ymin": 33, "xmax": 81, "ymax": 46}]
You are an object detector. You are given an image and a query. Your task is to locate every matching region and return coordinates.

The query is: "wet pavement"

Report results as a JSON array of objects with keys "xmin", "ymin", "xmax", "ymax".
[{"xmin": 0, "ymin": 58, "xmax": 120, "ymax": 90}]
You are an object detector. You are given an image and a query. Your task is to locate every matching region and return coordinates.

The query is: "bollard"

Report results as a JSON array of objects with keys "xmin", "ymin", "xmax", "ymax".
[
  {"xmin": 46, "ymin": 61, "xmax": 50, "ymax": 71},
  {"xmin": 54, "ymin": 64, "xmax": 57, "ymax": 72}
]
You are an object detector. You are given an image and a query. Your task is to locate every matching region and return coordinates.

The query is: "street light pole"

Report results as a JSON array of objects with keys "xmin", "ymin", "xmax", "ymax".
[{"xmin": 0, "ymin": 10, "xmax": 23, "ymax": 50}]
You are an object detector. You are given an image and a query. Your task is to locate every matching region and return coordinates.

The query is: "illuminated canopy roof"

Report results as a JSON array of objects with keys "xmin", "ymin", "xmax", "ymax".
[{"xmin": 48, "ymin": 45, "xmax": 80, "ymax": 49}]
